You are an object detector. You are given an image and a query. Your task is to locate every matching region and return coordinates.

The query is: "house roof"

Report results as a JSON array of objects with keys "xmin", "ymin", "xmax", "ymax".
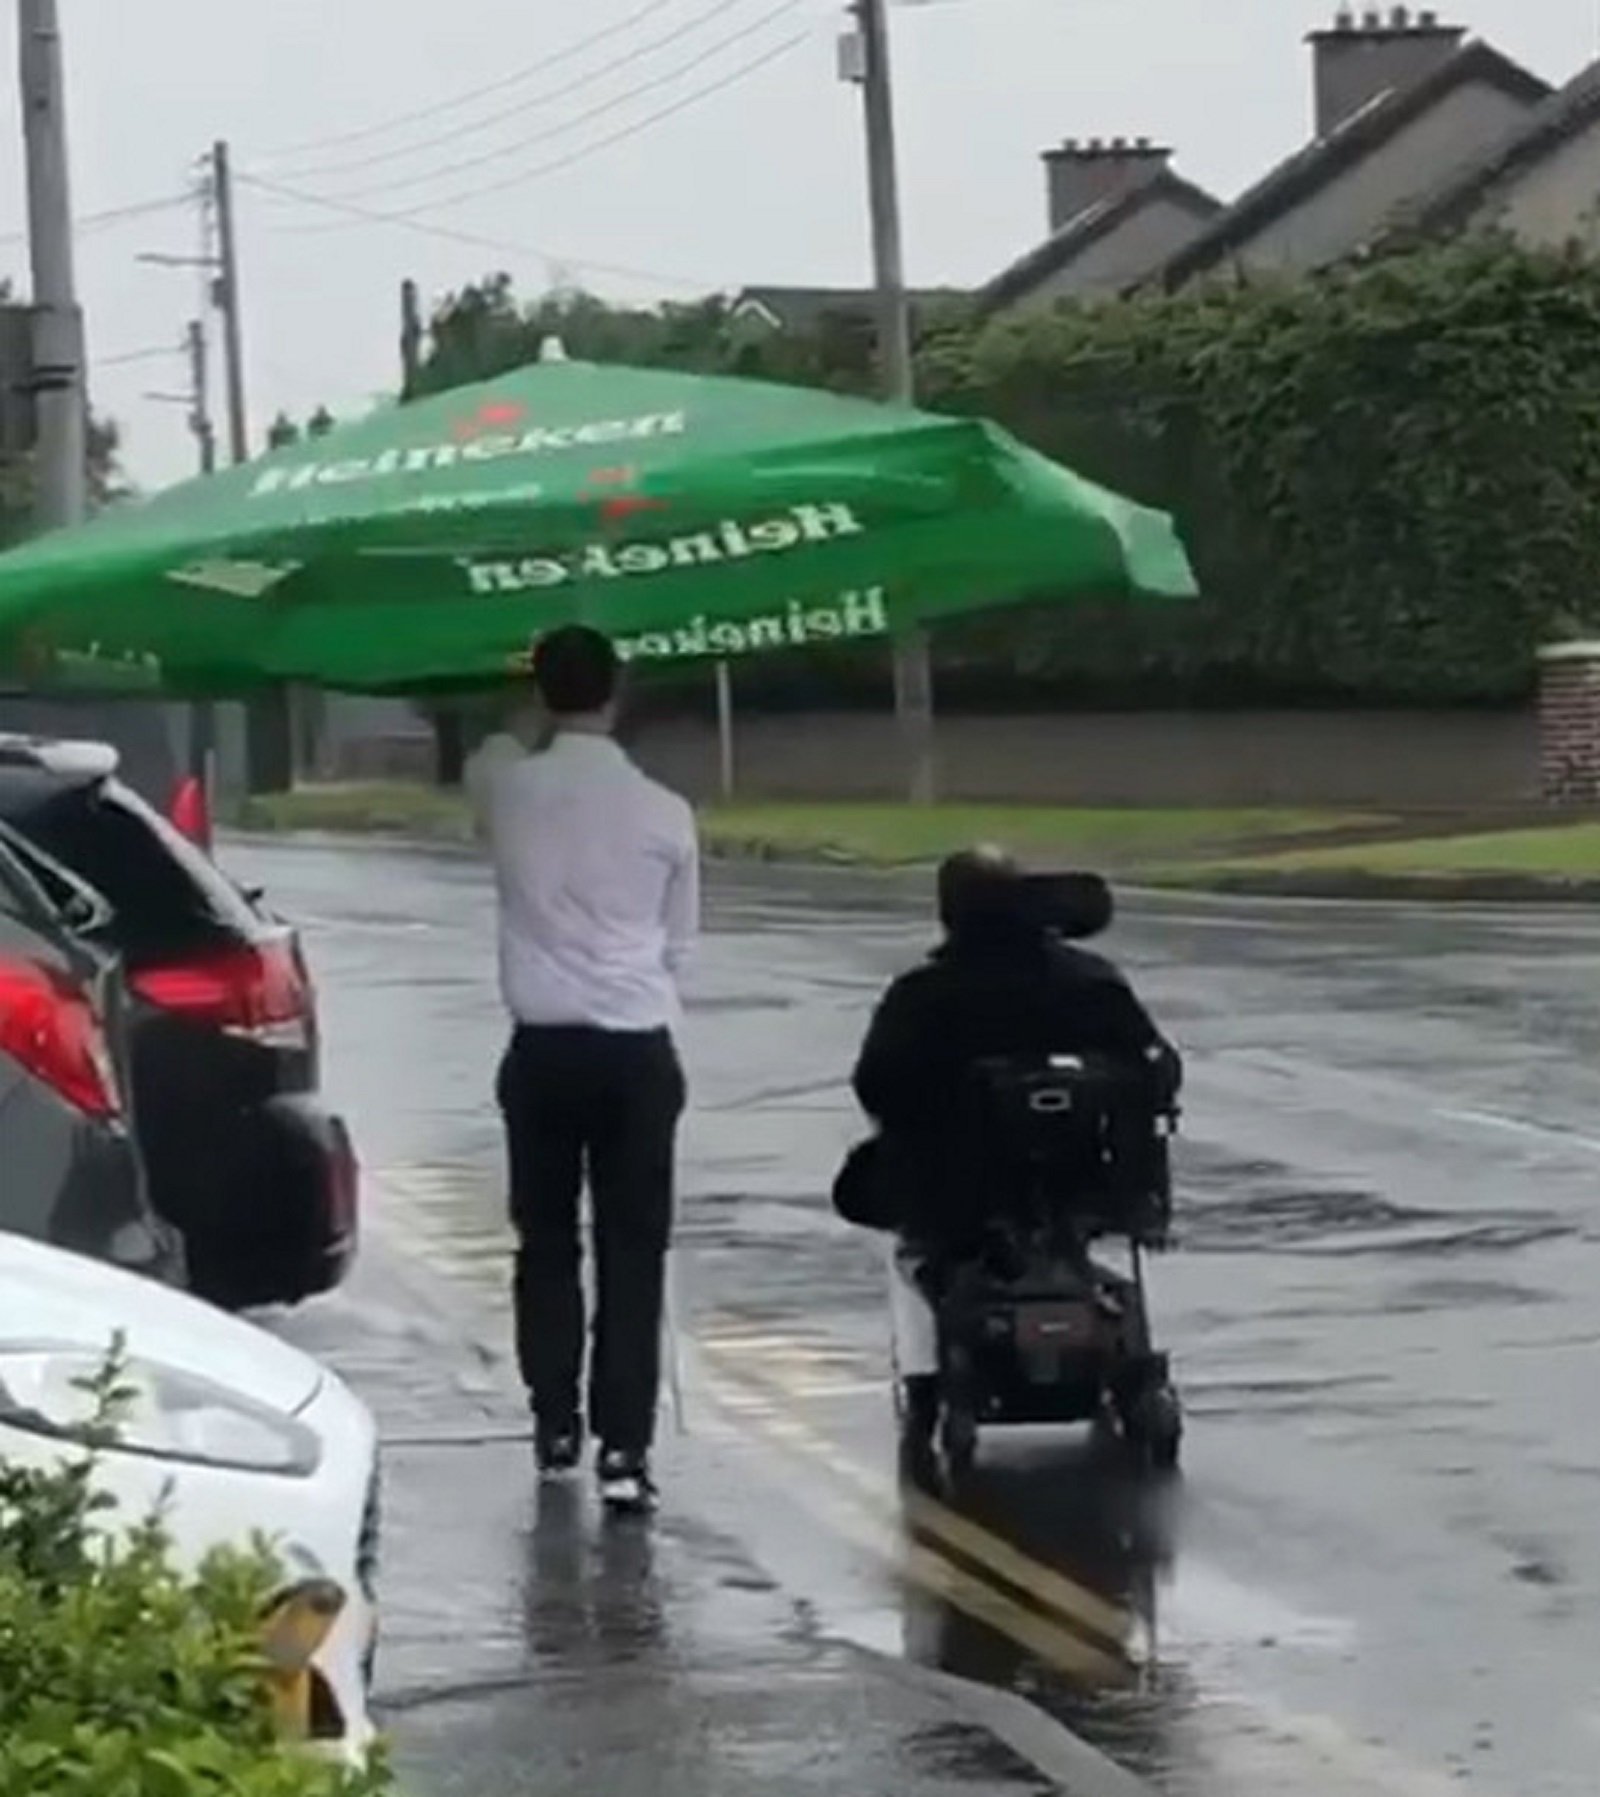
[
  {"xmin": 979, "ymin": 170, "xmax": 1222, "ymax": 315},
  {"xmin": 1391, "ymin": 53, "xmax": 1600, "ymax": 236},
  {"xmin": 1153, "ymin": 39, "xmax": 1551, "ymax": 289},
  {"xmin": 729, "ymin": 285, "xmax": 967, "ymax": 332}
]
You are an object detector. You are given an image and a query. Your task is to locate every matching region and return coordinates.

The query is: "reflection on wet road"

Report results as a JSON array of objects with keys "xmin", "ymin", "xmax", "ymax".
[{"xmin": 235, "ymin": 839, "xmax": 1600, "ymax": 1797}]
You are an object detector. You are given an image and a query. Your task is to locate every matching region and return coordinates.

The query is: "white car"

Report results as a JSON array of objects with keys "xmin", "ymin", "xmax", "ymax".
[{"xmin": 0, "ymin": 1230, "xmax": 378, "ymax": 1757}]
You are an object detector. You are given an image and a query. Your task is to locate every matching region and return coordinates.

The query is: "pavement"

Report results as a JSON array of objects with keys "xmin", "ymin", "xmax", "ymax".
[{"xmin": 235, "ymin": 837, "xmax": 1600, "ymax": 1797}]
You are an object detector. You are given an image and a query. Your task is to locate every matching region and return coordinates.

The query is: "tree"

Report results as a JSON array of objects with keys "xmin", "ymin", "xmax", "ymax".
[{"xmin": 407, "ymin": 276, "xmax": 944, "ymax": 399}]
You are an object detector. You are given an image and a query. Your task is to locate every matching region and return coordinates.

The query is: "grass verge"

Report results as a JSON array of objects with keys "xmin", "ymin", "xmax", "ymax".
[
  {"xmin": 1153, "ymin": 820, "xmax": 1600, "ymax": 900},
  {"xmin": 230, "ymin": 783, "xmax": 1600, "ymax": 899},
  {"xmin": 232, "ymin": 784, "xmax": 1378, "ymax": 869},
  {"xmin": 697, "ymin": 802, "xmax": 1378, "ymax": 867},
  {"xmin": 235, "ymin": 782, "xmax": 476, "ymax": 843}
]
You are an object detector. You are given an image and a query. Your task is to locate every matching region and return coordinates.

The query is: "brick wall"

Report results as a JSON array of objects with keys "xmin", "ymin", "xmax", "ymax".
[{"xmin": 1537, "ymin": 644, "xmax": 1600, "ymax": 802}]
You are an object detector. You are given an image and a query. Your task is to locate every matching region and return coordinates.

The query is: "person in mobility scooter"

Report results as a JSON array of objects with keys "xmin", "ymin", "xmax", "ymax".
[{"xmin": 835, "ymin": 848, "xmax": 1183, "ymax": 1477}]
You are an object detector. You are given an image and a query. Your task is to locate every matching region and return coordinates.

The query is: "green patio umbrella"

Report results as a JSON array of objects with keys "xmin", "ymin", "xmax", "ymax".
[{"xmin": 0, "ymin": 359, "xmax": 1194, "ymax": 695}]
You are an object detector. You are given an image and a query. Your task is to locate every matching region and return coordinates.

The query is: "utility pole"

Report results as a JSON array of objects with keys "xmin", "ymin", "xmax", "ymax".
[
  {"xmin": 136, "ymin": 326, "xmax": 221, "ymax": 821},
  {"xmin": 212, "ymin": 139, "xmax": 293, "ymax": 794},
  {"xmin": 186, "ymin": 317, "xmax": 217, "ymax": 827},
  {"xmin": 847, "ymin": 0, "xmax": 935, "ymax": 803},
  {"xmin": 400, "ymin": 277, "xmax": 466, "ymax": 787},
  {"xmin": 210, "ymin": 141, "xmax": 249, "ymax": 466},
  {"xmin": 400, "ymin": 278, "xmax": 423, "ymax": 401},
  {"xmin": 185, "ymin": 318, "xmax": 216, "ymax": 474},
  {"xmin": 18, "ymin": 0, "xmax": 86, "ymax": 531}
]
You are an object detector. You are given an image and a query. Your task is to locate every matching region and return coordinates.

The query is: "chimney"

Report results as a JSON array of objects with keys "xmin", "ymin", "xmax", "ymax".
[
  {"xmin": 1307, "ymin": 6, "xmax": 1465, "ymax": 137},
  {"xmin": 1042, "ymin": 136, "xmax": 1173, "ymax": 231}
]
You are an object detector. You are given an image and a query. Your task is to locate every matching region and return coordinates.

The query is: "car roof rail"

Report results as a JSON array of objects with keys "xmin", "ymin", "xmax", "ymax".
[{"xmin": 0, "ymin": 733, "xmax": 120, "ymax": 780}]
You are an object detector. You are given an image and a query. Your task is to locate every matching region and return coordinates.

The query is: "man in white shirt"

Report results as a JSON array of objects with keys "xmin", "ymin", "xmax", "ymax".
[
  {"xmin": 477, "ymin": 626, "xmax": 699, "ymax": 1513},
  {"xmin": 464, "ymin": 699, "xmax": 543, "ymax": 842}
]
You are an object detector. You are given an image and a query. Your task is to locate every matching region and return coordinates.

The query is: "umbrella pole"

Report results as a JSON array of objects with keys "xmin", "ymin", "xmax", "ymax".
[
  {"xmin": 663, "ymin": 1252, "xmax": 687, "ymax": 1437},
  {"xmin": 715, "ymin": 661, "xmax": 735, "ymax": 802}
]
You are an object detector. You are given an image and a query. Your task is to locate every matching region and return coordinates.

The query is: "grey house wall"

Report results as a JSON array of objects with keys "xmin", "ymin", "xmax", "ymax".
[
  {"xmin": 1012, "ymin": 195, "xmax": 1217, "ymax": 304},
  {"xmin": 1213, "ymin": 79, "xmax": 1534, "ymax": 276},
  {"xmin": 1481, "ymin": 119, "xmax": 1600, "ymax": 250}
]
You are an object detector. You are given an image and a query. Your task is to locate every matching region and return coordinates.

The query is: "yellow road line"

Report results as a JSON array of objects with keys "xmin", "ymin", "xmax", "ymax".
[
  {"xmin": 692, "ymin": 1340, "xmax": 1507, "ymax": 1797},
  {"xmin": 692, "ymin": 1355, "xmax": 1133, "ymax": 1688},
  {"xmin": 697, "ymin": 1336, "xmax": 1139, "ymax": 1659},
  {"xmin": 904, "ymin": 1488, "xmax": 1135, "ymax": 1654}
]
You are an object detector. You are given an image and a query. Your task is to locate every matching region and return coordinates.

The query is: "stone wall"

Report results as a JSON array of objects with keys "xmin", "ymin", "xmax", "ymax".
[
  {"xmin": 310, "ymin": 702, "xmax": 1539, "ymax": 809},
  {"xmin": 626, "ymin": 707, "xmax": 1538, "ymax": 809}
]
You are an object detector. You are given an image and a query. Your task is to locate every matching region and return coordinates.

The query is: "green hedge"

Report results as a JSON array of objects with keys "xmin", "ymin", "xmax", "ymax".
[
  {"xmin": 917, "ymin": 237, "xmax": 1600, "ymax": 705},
  {"xmin": 412, "ymin": 243, "xmax": 1600, "ymax": 708},
  {"xmin": 0, "ymin": 1350, "xmax": 386, "ymax": 1797}
]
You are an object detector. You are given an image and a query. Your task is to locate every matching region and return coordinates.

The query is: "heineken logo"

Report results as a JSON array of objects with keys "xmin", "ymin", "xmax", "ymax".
[
  {"xmin": 453, "ymin": 399, "xmax": 528, "ymax": 440},
  {"xmin": 250, "ymin": 408, "xmax": 686, "ymax": 498},
  {"xmin": 459, "ymin": 501, "xmax": 864, "ymax": 596},
  {"xmin": 615, "ymin": 587, "xmax": 889, "ymax": 663}
]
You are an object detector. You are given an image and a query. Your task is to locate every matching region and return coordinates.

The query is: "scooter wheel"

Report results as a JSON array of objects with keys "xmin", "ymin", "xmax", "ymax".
[
  {"xmin": 939, "ymin": 1403, "xmax": 978, "ymax": 1480},
  {"xmin": 1126, "ymin": 1383, "xmax": 1183, "ymax": 1473}
]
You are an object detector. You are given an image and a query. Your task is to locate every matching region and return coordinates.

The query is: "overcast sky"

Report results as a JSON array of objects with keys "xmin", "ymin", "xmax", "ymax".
[{"xmin": 1, "ymin": 0, "xmax": 1594, "ymax": 489}]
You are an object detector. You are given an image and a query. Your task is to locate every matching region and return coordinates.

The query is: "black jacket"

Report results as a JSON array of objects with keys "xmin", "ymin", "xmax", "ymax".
[{"xmin": 844, "ymin": 930, "xmax": 1180, "ymax": 1244}]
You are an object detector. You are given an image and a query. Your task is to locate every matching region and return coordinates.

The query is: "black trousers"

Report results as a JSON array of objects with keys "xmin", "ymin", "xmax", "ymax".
[{"xmin": 497, "ymin": 1024, "xmax": 686, "ymax": 1454}]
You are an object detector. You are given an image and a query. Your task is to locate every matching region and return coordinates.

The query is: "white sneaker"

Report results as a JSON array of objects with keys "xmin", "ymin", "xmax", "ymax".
[{"xmin": 597, "ymin": 1449, "xmax": 657, "ymax": 1515}]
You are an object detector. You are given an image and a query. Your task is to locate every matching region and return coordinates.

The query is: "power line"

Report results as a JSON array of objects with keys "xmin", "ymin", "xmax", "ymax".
[
  {"xmin": 390, "ymin": 25, "xmax": 815, "ymax": 216},
  {"xmin": 97, "ymin": 342, "xmax": 181, "ymax": 368},
  {"xmin": 270, "ymin": 24, "xmax": 817, "ymax": 229},
  {"xmin": 310, "ymin": 0, "xmax": 814, "ymax": 204},
  {"xmin": 0, "ymin": 188, "xmax": 191, "ymax": 248},
  {"xmin": 279, "ymin": 0, "xmax": 781, "ymax": 186},
  {"xmin": 238, "ymin": 172, "xmax": 725, "ymax": 293},
  {"xmin": 254, "ymin": 0, "xmax": 682, "ymax": 165}
]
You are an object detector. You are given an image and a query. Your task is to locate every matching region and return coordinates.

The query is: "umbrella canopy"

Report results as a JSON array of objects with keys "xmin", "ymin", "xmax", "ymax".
[{"xmin": 0, "ymin": 359, "xmax": 1195, "ymax": 695}]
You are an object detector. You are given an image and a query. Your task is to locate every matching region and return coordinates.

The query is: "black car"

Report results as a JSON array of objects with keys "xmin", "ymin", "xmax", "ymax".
[
  {"xmin": 0, "ymin": 696, "xmax": 207, "ymax": 841},
  {"xmin": 0, "ymin": 818, "xmax": 181, "ymax": 1282},
  {"xmin": 0, "ymin": 735, "xmax": 357, "ymax": 1310}
]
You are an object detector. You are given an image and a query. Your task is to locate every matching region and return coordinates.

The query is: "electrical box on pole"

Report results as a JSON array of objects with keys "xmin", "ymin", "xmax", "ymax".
[{"xmin": 0, "ymin": 305, "xmax": 39, "ymax": 458}]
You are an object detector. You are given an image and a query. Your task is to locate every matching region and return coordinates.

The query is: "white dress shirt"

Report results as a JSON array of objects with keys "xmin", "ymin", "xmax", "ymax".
[{"xmin": 474, "ymin": 730, "xmax": 699, "ymax": 1032}]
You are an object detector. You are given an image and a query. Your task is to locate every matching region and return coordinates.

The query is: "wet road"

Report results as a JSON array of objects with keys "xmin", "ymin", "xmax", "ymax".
[{"xmin": 238, "ymin": 838, "xmax": 1600, "ymax": 1797}]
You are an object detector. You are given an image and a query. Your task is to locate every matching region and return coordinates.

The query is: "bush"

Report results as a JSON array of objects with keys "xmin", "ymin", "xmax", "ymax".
[
  {"xmin": 931, "ymin": 237, "xmax": 1600, "ymax": 706},
  {"xmin": 0, "ymin": 1349, "xmax": 387, "ymax": 1797},
  {"xmin": 400, "ymin": 246, "xmax": 1600, "ymax": 709}
]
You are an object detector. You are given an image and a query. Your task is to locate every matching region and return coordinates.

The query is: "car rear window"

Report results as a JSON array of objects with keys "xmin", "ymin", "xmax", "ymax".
[
  {"xmin": 0, "ymin": 838, "xmax": 42, "ymax": 928},
  {"xmin": 18, "ymin": 781, "xmax": 258, "ymax": 956}
]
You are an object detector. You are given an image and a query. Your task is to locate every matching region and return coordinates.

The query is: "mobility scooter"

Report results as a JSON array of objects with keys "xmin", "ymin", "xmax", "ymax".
[{"xmin": 902, "ymin": 875, "xmax": 1183, "ymax": 1477}]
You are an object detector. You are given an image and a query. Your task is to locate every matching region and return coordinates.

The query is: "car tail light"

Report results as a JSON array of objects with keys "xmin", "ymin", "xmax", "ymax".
[
  {"xmin": 129, "ymin": 939, "xmax": 311, "ymax": 1049},
  {"xmin": 0, "ymin": 957, "xmax": 120, "ymax": 1118},
  {"xmin": 168, "ymin": 776, "xmax": 211, "ymax": 849}
]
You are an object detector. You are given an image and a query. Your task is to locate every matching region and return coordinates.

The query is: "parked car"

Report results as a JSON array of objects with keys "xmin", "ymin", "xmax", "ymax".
[
  {"xmin": 0, "ymin": 815, "xmax": 181, "ymax": 1283},
  {"xmin": 0, "ymin": 1228, "xmax": 378, "ymax": 1757},
  {"xmin": 0, "ymin": 695, "xmax": 208, "ymax": 841},
  {"xmin": 0, "ymin": 734, "xmax": 357, "ymax": 1310}
]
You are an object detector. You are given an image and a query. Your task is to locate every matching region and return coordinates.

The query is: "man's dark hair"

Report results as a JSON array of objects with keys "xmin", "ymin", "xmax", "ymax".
[
  {"xmin": 531, "ymin": 625, "xmax": 621, "ymax": 717},
  {"xmin": 937, "ymin": 845, "xmax": 1022, "ymax": 940}
]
